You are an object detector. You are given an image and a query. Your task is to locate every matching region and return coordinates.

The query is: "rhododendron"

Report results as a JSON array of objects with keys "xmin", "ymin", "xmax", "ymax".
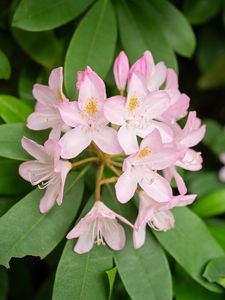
[
  {"xmin": 19, "ymin": 50, "xmax": 206, "ymax": 254},
  {"xmin": 219, "ymin": 153, "xmax": 225, "ymax": 182}
]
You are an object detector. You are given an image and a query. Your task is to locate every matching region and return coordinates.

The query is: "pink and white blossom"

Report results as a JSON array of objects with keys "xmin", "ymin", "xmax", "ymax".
[
  {"xmin": 113, "ymin": 51, "xmax": 129, "ymax": 92},
  {"xmin": 219, "ymin": 153, "xmax": 225, "ymax": 182},
  {"xmin": 133, "ymin": 191, "xmax": 196, "ymax": 249},
  {"xmin": 58, "ymin": 66, "xmax": 122, "ymax": 159},
  {"xmin": 67, "ymin": 201, "xmax": 133, "ymax": 254},
  {"xmin": 19, "ymin": 137, "xmax": 71, "ymax": 213},
  {"xmin": 115, "ymin": 130, "xmax": 181, "ymax": 203},
  {"xmin": 27, "ymin": 67, "xmax": 69, "ymax": 139}
]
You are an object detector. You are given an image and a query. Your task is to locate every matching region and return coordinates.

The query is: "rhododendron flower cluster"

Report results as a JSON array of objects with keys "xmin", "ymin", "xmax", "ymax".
[{"xmin": 19, "ymin": 50, "xmax": 206, "ymax": 254}]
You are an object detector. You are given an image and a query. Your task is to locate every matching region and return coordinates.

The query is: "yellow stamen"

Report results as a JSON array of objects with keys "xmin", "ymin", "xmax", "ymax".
[
  {"xmin": 57, "ymin": 88, "xmax": 63, "ymax": 102},
  {"xmin": 128, "ymin": 96, "xmax": 139, "ymax": 112},
  {"xmin": 85, "ymin": 97, "xmax": 97, "ymax": 116},
  {"xmin": 138, "ymin": 146, "xmax": 150, "ymax": 158}
]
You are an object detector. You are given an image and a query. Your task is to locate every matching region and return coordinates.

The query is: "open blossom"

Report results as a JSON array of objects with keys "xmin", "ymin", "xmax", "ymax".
[
  {"xmin": 27, "ymin": 67, "xmax": 69, "ymax": 139},
  {"xmin": 219, "ymin": 153, "xmax": 225, "ymax": 182},
  {"xmin": 58, "ymin": 66, "xmax": 122, "ymax": 159},
  {"xmin": 104, "ymin": 72, "xmax": 173, "ymax": 154},
  {"xmin": 115, "ymin": 129, "xmax": 181, "ymax": 203},
  {"xmin": 133, "ymin": 191, "xmax": 196, "ymax": 249},
  {"xmin": 19, "ymin": 137, "xmax": 71, "ymax": 213},
  {"xmin": 67, "ymin": 201, "xmax": 133, "ymax": 254},
  {"xmin": 113, "ymin": 51, "xmax": 129, "ymax": 92}
]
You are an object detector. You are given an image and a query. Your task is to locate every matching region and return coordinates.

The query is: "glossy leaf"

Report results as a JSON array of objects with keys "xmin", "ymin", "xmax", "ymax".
[
  {"xmin": 203, "ymin": 119, "xmax": 225, "ymax": 156},
  {"xmin": 203, "ymin": 257, "xmax": 225, "ymax": 288},
  {"xmin": 0, "ymin": 197, "xmax": 18, "ymax": 218},
  {"xmin": 174, "ymin": 265, "xmax": 224, "ymax": 300},
  {"xmin": 0, "ymin": 123, "xmax": 48, "ymax": 161},
  {"xmin": 207, "ymin": 220, "xmax": 225, "ymax": 253},
  {"xmin": 141, "ymin": 0, "xmax": 196, "ymax": 57},
  {"xmin": 0, "ymin": 95, "xmax": 32, "ymax": 123},
  {"xmin": 0, "ymin": 266, "xmax": 8, "ymax": 300},
  {"xmin": 106, "ymin": 267, "xmax": 117, "ymax": 300},
  {"xmin": 192, "ymin": 189, "xmax": 225, "ymax": 218},
  {"xmin": 0, "ymin": 172, "xmax": 84, "ymax": 268},
  {"xmin": 0, "ymin": 49, "xmax": 10, "ymax": 80},
  {"xmin": 153, "ymin": 207, "xmax": 224, "ymax": 292},
  {"xmin": 103, "ymin": 187, "xmax": 173, "ymax": 300},
  {"xmin": 13, "ymin": 29, "xmax": 63, "ymax": 68},
  {"xmin": 64, "ymin": 0, "xmax": 117, "ymax": 98},
  {"xmin": 12, "ymin": 0, "xmax": 94, "ymax": 31},
  {"xmin": 183, "ymin": 0, "xmax": 221, "ymax": 25},
  {"xmin": 117, "ymin": 0, "xmax": 177, "ymax": 70}
]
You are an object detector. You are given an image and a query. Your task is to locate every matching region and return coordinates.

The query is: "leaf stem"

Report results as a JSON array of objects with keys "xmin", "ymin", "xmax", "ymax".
[{"xmin": 71, "ymin": 157, "xmax": 99, "ymax": 168}]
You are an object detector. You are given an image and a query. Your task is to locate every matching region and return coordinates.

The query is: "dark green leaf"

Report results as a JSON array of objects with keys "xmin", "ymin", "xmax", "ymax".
[
  {"xmin": 0, "ymin": 95, "xmax": 32, "ymax": 123},
  {"xmin": 203, "ymin": 119, "xmax": 225, "ymax": 156},
  {"xmin": 12, "ymin": 0, "xmax": 94, "ymax": 31},
  {"xmin": 142, "ymin": 0, "xmax": 196, "ymax": 57},
  {"xmin": 64, "ymin": 0, "xmax": 117, "ymax": 98},
  {"xmin": 0, "ymin": 49, "xmax": 10, "ymax": 80},
  {"xmin": 203, "ymin": 257, "xmax": 225, "ymax": 288},
  {"xmin": 0, "ymin": 266, "xmax": 8, "ymax": 300},
  {"xmin": 0, "ymin": 123, "xmax": 48, "ymax": 161},
  {"xmin": 117, "ymin": 0, "xmax": 177, "ymax": 70},
  {"xmin": 183, "ymin": 0, "xmax": 221, "ymax": 25},
  {"xmin": 103, "ymin": 187, "xmax": 173, "ymax": 300},
  {"xmin": 0, "ymin": 159, "xmax": 31, "ymax": 195},
  {"xmin": 0, "ymin": 197, "xmax": 18, "ymax": 218},
  {"xmin": 174, "ymin": 264, "xmax": 224, "ymax": 300},
  {"xmin": 192, "ymin": 189, "xmax": 225, "ymax": 218},
  {"xmin": 53, "ymin": 205, "xmax": 113, "ymax": 300},
  {"xmin": 153, "ymin": 207, "xmax": 224, "ymax": 292},
  {"xmin": 0, "ymin": 172, "xmax": 84, "ymax": 268},
  {"xmin": 13, "ymin": 29, "xmax": 63, "ymax": 69},
  {"xmin": 106, "ymin": 267, "xmax": 117, "ymax": 300},
  {"xmin": 207, "ymin": 220, "xmax": 225, "ymax": 253}
]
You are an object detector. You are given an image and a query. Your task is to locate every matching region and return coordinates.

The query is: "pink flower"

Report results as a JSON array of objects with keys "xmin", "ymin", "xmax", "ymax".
[
  {"xmin": 19, "ymin": 137, "xmax": 71, "ymax": 213},
  {"xmin": 67, "ymin": 201, "xmax": 133, "ymax": 254},
  {"xmin": 115, "ymin": 130, "xmax": 181, "ymax": 203},
  {"xmin": 113, "ymin": 51, "xmax": 129, "ymax": 92},
  {"xmin": 129, "ymin": 50, "xmax": 167, "ymax": 92},
  {"xmin": 27, "ymin": 67, "xmax": 69, "ymax": 139},
  {"xmin": 219, "ymin": 153, "xmax": 225, "ymax": 182},
  {"xmin": 58, "ymin": 67, "xmax": 122, "ymax": 159},
  {"xmin": 104, "ymin": 72, "xmax": 173, "ymax": 154},
  {"xmin": 133, "ymin": 191, "xmax": 196, "ymax": 249}
]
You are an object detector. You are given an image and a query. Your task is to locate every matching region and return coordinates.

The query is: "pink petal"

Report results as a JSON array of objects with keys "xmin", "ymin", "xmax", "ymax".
[
  {"xmin": 176, "ymin": 149, "xmax": 203, "ymax": 171},
  {"xmin": 219, "ymin": 166, "xmax": 225, "ymax": 182},
  {"xmin": 58, "ymin": 101, "xmax": 85, "ymax": 127},
  {"xmin": 56, "ymin": 161, "xmax": 72, "ymax": 205},
  {"xmin": 165, "ymin": 68, "xmax": 178, "ymax": 89},
  {"xmin": 147, "ymin": 62, "xmax": 167, "ymax": 91},
  {"xmin": 219, "ymin": 153, "xmax": 225, "ymax": 164},
  {"xmin": 27, "ymin": 109, "xmax": 60, "ymax": 130},
  {"xmin": 104, "ymin": 96, "xmax": 126, "ymax": 125},
  {"xmin": 133, "ymin": 225, "xmax": 146, "ymax": 249},
  {"xmin": 147, "ymin": 120, "xmax": 174, "ymax": 143},
  {"xmin": 169, "ymin": 194, "xmax": 197, "ymax": 209},
  {"xmin": 113, "ymin": 51, "xmax": 129, "ymax": 91},
  {"xmin": 118, "ymin": 125, "xmax": 139, "ymax": 155},
  {"xmin": 115, "ymin": 169, "xmax": 138, "ymax": 203},
  {"xmin": 102, "ymin": 219, "xmax": 126, "ymax": 251},
  {"xmin": 39, "ymin": 182, "xmax": 60, "ymax": 213},
  {"xmin": 74, "ymin": 224, "xmax": 95, "ymax": 254},
  {"xmin": 67, "ymin": 219, "xmax": 89, "ymax": 239},
  {"xmin": 143, "ymin": 91, "xmax": 170, "ymax": 119},
  {"xmin": 32, "ymin": 84, "xmax": 55, "ymax": 105},
  {"xmin": 140, "ymin": 129, "xmax": 162, "ymax": 152},
  {"xmin": 173, "ymin": 168, "xmax": 187, "ymax": 195},
  {"xmin": 146, "ymin": 149, "xmax": 180, "ymax": 170},
  {"xmin": 59, "ymin": 126, "xmax": 92, "ymax": 159},
  {"xmin": 150, "ymin": 210, "xmax": 175, "ymax": 231},
  {"xmin": 21, "ymin": 137, "xmax": 48, "ymax": 162},
  {"xmin": 48, "ymin": 67, "xmax": 63, "ymax": 96},
  {"xmin": 19, "ymin": 160, "xmax": 51, "ymax": 183},
  {"xmin": 127, "ymin": 72, "xmax": 148, "ymax": 106},
  {"xmin": 93, "ymin": 126, "xmax": 122, "ymax": 155},
  {"xmin": 44, "ymin": 139, "xmax": 61, "ymax": 163}
]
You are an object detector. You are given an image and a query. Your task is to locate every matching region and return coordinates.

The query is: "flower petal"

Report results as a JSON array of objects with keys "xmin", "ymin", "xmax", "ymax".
[
  {"xmin": 219, "ymin": 166, "xmax": 225, "ymax": 182},
  {"xmin": 115, "ymin": 169, "xmax": 138, "ymax": 203},
  {"xmin": 58, "ymin": 101, "xmax": 85, "ymax": 127},
  {"xmin": 118, "ymin": 125, "xmax": 139, "ymax": 155},
  {"xmin": 102, "ymin": 219, "xmax": 126, "ymax": 251},
  {"xmin": 133, "ymin": 224, "xmax": 146, "ymax": 249},
  {"xmin": 104, "ymin": 96, "xmax": 126, "ymax": 125},
  {"xmin": 147, "ymin": 62, "xmax": 167, "ymax": 91},
  {"xmin": 21, "ymin": 137, "xmax": 48, "ymax": 162},
  {"xmin": 27, "ymin": 108, "xmax": 60, "ymax": 130},
  {"xmin": 39, "ymin": 182, "xmax": 60, "ymax": 213},
  {"xmin": 74, "ymin": 223, "xmax": 95, "ymax": 254},
  {"xmin": 32, "ymin": 84, "xmax": 55, "ymax": 105}
]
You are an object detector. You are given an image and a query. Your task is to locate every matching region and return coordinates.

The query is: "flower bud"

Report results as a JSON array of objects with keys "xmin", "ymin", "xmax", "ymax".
[{"xmin": 113, "ymin": 51, "xmax": 129, "ymax": 92}]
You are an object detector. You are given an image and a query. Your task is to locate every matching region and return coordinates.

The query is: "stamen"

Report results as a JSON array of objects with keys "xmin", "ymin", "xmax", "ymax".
[
  {"xmin": 57, "ymin": 88, "xmax": 63, "ymax": 102},
  {"xmin": 84, "ymin": 97, "xmax": 97, "ymax": 116},
  {"xmin": 138, "ymin": 146, "xmax": 150, "ymax": 158},
  {"xmin": 128, "ymin": 96, "xmax": 139, "ymax": 112}
]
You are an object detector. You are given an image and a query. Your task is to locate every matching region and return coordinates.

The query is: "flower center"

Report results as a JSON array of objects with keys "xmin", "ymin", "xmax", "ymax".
[
  {"xmin": 138, "ymin": 146, "xmax": 150, "ymax": 158},
  {"xmin": 85, "ymin": 97, "xmax": 98, "ymax": 116},
  {"xmin": 128, "ymin": 96, "xmax": 139, "ymax": 112}
]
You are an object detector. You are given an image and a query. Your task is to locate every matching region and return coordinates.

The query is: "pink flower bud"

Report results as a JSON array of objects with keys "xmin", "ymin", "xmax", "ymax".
[{"xmin": 113, "ymin": 51, "xmax": 129, "ymax": 92}]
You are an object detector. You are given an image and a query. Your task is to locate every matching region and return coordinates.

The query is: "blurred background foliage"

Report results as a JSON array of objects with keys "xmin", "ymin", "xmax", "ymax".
[{"xmin": 0, "ymin": 0, "xmax": 225, "ymax": 299}]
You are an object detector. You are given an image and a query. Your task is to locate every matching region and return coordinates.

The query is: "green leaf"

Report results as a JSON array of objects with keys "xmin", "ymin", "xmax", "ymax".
[
  {"xmin": 64, "ymin": 0, "xmax": 117, "ymax": 98},
  {"xmin": 13, "ymin": 29, "xmax": 63, "ymax": 69},
  {"xmin": 53, "ymin": 199, "xmax": 113, "ymax": 300},
  {"xmin": 142, "ymin": 0, "xmax": 196, "ymax": 57},
  {"xmin": 174, "ymin": 264, "xmax": 224, "ymax": 300},
  {"xmin": 0, "ymin": 172, "xmax": 84, "ymax": 268},
  {"xmin": 0, "ymin": 159, "xmax": 31, "ymax": 195},
  {"xmin": 103, "ymin": 187, "xmax": 173, "ymax": 300},
  {"xmin": 207, "ymin": 220, "xmax": 225, "ymax": 253},
  {"xmin": 192, "ymin": 189, "xmax": 225, "ymax": 218},
  {"xmin": 106, "ymin": 267, "xmax": 117, "ymax": 300},
  {"xmin": 203, "ymin": 257, "xmax": 225, "ymax": 288},
  {"xmin": 0, "ymin": 95, "xmax": 32, "ymax": 123},
  {"xmin": 12, "ymin": 0, "xmax": 94, "ymax": 31},
  {"xmin": 203, "ymin": 119, "xmax": 225, "ymax": 156},
  {"xmin": 0, "ymin": 49, "xmax": 10, "ymax": 80},
  {"xmin": 183, "ymin": 0, "xmax": 221, "ymax": 25},
  {"xmin": 117, "ymin": 0, "xmax": 177, "ymax": 70},
  {"xmin": 18, "ymin": 64, "xmax": 37, "ymax": 102},
  {"xmin": 0, "ymin": 266, "xmax": 8, "ymax": 300},
  {"xmin": 153, "ymin": 207, "xmax": 224, "ymax": 292},
  {"xmin": 0, "ymin": 197, "xmax": 18, "ymax": 218},
  {"xmin": 0, "ymin": 123, "xmax": 48, "ymax": 161}
]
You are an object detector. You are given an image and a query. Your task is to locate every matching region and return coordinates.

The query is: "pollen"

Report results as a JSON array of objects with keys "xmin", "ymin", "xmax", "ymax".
[
  {"xmin": 138, "ymin": 146, "xmax": 150, "ymax": 158},
  {"xmin": 128, "ymin": 96, "xmax": 139, "ymax": 112},
  {"xmin": 85, "ymin": 97, "xmax": 97, "ymax": 116},
  {"xmin": 57, "ymin": 88, "xmax": 63, "ymax": 102}
]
